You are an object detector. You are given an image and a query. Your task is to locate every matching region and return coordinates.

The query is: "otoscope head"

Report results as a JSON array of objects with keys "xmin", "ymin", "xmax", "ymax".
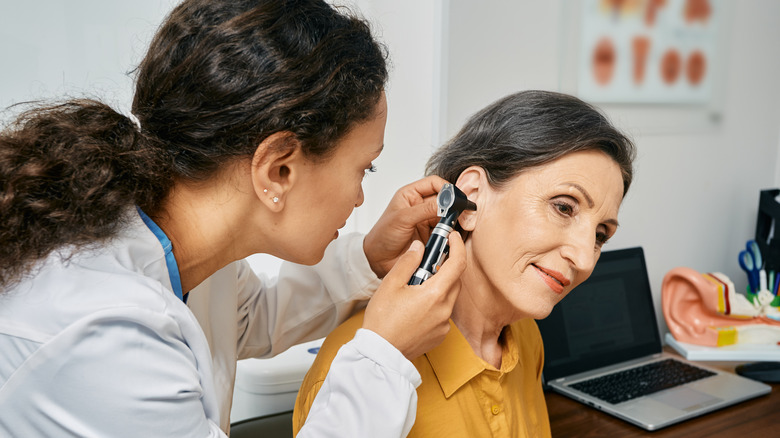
[
  {"xmin": 437, "ymin": 183, "xmax": 477, "ymax": 218},
  {"xmin": 408, "ymin": 183, "xmax": 476, "ymax": 285}
]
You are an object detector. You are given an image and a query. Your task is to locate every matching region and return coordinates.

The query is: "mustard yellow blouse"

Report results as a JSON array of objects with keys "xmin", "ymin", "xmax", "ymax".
[{"xmin": 293, "ymin": 310, "xmax": 551, "ymax": 437}]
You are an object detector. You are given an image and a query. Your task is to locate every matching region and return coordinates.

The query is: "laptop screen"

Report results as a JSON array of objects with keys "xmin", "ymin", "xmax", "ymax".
[{"xmin": 537, "ymin": 247, "xmax": 662, "ymax": 382}]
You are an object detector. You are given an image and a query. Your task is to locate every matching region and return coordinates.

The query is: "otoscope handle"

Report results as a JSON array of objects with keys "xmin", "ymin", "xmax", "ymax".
[
  {"xmin": 408, "ymin": 217, "xmax": 455, "ymax": 286},
  {"xmin": 406, "ymin": 183, "xmax": 475, "ymax": 286}
]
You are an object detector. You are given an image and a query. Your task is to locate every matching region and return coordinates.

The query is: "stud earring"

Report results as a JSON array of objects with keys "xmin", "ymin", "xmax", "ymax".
[{"xmin": 263, "ymin": 188, "xmax": 278, "ymax": 203}]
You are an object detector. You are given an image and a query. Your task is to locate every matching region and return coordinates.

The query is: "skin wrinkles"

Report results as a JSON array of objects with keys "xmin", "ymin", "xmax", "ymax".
[
  {"xmin": 569, "ymin": 183, "xmax": 595, "ymax": 207},
  {"xmin": 556, "ymin": 181, "xmax": 620, "ymax": 242},
  {"xmin": 451, "ymin": 150, "xmax": 624, "ymax": 368}
]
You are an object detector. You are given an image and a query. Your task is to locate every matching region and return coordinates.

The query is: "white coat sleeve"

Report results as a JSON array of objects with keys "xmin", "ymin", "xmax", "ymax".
[
  {"xmin": 298, "ymin": 329, "xmax": 423, "ymax": 438},
  {"xmin": 236, "ymin": 233, "xmax": 380, "ymax": 359}
]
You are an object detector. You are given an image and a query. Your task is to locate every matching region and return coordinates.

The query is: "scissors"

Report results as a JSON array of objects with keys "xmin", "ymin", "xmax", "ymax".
[{"xmin": 740, "ymin": 240, "xmax": 764, "ymax": 293}]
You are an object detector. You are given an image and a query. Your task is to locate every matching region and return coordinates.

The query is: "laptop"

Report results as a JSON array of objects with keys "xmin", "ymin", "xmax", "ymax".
[{"xmin": 537, "ymin": 247, "xmax": 772, "ymax": 431}]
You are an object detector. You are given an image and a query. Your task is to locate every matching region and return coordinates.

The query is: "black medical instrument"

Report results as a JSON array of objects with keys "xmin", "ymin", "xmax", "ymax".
[
  {"xmin": 756, "ymin": 188, "xmax": 780, "ymax": 275},
  {"xmin": 408, "ymin": 183, "xmax": 476, "ymax": 286}
]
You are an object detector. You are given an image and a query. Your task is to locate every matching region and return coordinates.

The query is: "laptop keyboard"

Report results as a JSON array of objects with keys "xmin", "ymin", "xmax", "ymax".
[{"xmin": 570, "ymin": 359, "xmax": 716, "ymax": 404}]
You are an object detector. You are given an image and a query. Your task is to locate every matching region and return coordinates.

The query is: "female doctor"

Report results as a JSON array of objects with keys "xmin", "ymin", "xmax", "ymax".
[{"xmin": 0, "ymin": 0, "xmax": 465, "ymax": 436}]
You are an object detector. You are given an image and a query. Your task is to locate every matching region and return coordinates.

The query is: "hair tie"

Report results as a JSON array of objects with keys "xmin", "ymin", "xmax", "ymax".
[{"xmin": 127, "ymin": 113, "xmax": 142, "ymax": 130}]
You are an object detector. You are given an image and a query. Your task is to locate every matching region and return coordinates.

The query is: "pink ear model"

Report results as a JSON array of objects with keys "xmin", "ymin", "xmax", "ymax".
[{"xmin": 662, "ymin": 267, "xmax": 780, "ymax": 347}]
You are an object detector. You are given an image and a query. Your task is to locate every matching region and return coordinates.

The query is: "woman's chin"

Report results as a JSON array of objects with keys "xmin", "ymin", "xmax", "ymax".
[
  {"xmin": 299, "ymin": 251, "xmax": 327, "ymax": 266},
  {"xmin": 523, "ymin": 303, "xmax": 556, "ymax": 321},
  {"xmin": 271, "ymin": 246, "xmax": 327, "ymax": 266}
]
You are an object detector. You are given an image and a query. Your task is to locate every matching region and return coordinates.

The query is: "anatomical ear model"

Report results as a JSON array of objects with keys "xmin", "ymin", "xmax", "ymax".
[{"xmin": 662, "ymin": 267, "xmax": 780, "ymax": 347}]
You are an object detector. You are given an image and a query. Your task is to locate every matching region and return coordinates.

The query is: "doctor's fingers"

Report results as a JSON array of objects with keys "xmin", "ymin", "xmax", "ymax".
[
  {"xmin": 379, "ymin": 184, "xmax": 441, "ymax": 233},
  {"xmin": 395, "ymin": 233, "xmax": 464, "ymax": 359},
  {"xmin": 366, "ymin": 176, "xmax": 447, "ymax": 250},
  {"xmin": 362, "ymin": 240, "xmax": 431, "ymax": 356},
  {"xmin": 363, "ymin": 235, "xmax": 464, "ymax": 359},
  {"xmin": 398, "ymin": 197, "xmax": 441, "ymax": 236},
  {"xmin": 417, "ymin": 232, "xmax": 465, "ymax": 305},
  {"xmin": 363, "ymin": 196, "xmax": 440, "ymax": 279},
  {"xmin": 377, "ymin": 231, "xmax": 464, "ymax": 293},
  {"xmin": 394, "ymin": 175, "xmax": 448, "ymax": 207},
  {"xmin": 377, "ymin": 239, "xmax": 426, "ymax": 288}
]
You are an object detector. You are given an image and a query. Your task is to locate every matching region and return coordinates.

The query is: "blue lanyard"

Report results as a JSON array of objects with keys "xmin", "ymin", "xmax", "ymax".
[{"xmin": 136, "ymin": 207, "xmax": 187, "ymax": 303}]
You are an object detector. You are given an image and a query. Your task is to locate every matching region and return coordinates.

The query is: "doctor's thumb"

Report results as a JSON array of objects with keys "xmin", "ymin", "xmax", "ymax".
[
  {"xmin": 382, "ymin": 240, "xmax": 424, "ymax": 286},
  {"xmin": 431, "ymin": 231, "xmax": 466, "ymax": 283}
]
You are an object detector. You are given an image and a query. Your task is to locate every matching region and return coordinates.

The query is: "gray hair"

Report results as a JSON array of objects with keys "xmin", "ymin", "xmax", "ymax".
[{"xmin": 425, "ymin": 90, "xmax": 636, "ymax": 196}]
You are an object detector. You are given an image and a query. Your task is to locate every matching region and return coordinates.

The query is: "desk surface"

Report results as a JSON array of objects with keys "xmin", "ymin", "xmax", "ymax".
[{"xmin": 545, "ymin": 349, "xmax": 780, "ymax": 437}]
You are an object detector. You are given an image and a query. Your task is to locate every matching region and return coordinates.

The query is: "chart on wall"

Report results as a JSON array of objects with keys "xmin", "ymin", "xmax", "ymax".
[{"xmin": 578, "ymin": 0, "xmax": 719, "ymax": 104}]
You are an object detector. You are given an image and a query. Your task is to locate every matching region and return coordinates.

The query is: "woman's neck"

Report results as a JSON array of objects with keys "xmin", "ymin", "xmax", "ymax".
[
  {"xmin": 152, "ymin": 168, "xmax": 264, "ymax": 293},
  {"xmin": 451, "ymin": 259, "xmax": 516, "ymax": 369}
]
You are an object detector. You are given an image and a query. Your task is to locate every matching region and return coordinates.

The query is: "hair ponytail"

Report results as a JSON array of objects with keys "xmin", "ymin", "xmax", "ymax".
[{"xmin": 0, "ymin": 99, "xmax": 172, "ymax": 287}]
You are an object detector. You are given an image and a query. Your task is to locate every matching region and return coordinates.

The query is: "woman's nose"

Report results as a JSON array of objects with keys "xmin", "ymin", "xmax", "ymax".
[{"xmin": 561, "ymin": 228, "xmax": 598, "ymax": 273}]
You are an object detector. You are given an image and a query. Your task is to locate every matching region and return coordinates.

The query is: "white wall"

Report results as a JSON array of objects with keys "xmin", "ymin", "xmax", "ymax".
[
  {"xmin": 3, "ymin": 1, "xmax": 780, "ymax": 335},
  {"xmin": 0, "ymin": 1, "xmax": 177, "ymax": 115},
  {"xmin": 346, "ymin": 0, "xmax": 446, "ymax": 231}
]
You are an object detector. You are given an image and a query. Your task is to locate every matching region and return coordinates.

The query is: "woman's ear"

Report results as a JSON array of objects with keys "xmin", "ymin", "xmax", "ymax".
[
  {"xmin": 454, "ymin": 166, "xmax": 486, "ymax": 232},
  {"xmin": 250, "ymin": 132, "xmax": 301, "ymax": 211}
]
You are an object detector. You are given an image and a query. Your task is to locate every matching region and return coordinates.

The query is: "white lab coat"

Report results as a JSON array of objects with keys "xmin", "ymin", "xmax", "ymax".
[{"xmin": 0, "ymin": 209, "xmax": 421, "ymax": 437}]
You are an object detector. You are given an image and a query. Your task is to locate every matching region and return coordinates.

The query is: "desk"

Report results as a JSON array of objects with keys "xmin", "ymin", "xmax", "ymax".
[{"xmin": 546, "ymin": 349, "xmax": 780, "ymax": 437}]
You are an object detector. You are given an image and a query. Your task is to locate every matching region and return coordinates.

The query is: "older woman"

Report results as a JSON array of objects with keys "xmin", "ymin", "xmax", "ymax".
[{"xmin": 292, "ymin": 90, "xmax": 636, "ymax": 437}]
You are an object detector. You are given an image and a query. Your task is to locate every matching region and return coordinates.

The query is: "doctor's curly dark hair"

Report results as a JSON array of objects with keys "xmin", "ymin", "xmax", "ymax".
[{"xmin": 0, "ymin": 0, "xmax": 387, "ymax": 288}]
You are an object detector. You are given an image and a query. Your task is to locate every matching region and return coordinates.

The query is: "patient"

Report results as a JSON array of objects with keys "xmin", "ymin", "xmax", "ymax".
[
  {"xmin": 662, "ymin": 267, "xmax": 780, "ymax": 347},
  {"xmin": 293, "ymin": 90, "xmax": 636, "ymax": 437}
]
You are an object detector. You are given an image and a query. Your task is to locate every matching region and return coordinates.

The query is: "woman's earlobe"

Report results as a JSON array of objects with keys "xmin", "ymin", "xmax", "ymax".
[
  {"xmin": 458, "ymin": 208, "xmax": 478, "ymax": 231},
  {"xmin": 454, "ymin": 165, "xmax": 485, "ymax": 232},
  {"xmin": 250, "ymin": 132, "xmax": 299, "ymax": 211},
  {"xmin": 250, "ymin": 161, "xmax": 286, "ymax": 211}
]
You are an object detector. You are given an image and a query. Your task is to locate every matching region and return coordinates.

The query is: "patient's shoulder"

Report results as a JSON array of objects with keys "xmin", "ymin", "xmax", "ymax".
[
  {"xmin": 303, "ymin": 310, "xmax": 366, "ymax": 382},
  {"xmin": 293, "ymin": 309, "xmax": 367, "ymax": 433},
  {"xmin": 322, "ymin": 310, "xmax": 366, "ymax": 349}
]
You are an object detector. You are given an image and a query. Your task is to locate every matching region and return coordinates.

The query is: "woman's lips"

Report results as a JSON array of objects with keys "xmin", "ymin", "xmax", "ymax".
[{"xmin": 532, "ymin": 264, "xmax": 571, "ymax": 294}]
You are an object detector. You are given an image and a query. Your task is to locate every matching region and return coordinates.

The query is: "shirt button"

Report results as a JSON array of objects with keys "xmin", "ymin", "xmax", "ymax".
[{"xmin": 491, "ymin": 405, "xmax": 500, "ymax": 415}]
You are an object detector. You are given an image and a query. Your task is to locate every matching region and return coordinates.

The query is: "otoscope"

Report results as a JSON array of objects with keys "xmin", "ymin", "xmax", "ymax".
[{"xmin": 408, "ymin": 183, "xmax": 477, "ymax": 286}]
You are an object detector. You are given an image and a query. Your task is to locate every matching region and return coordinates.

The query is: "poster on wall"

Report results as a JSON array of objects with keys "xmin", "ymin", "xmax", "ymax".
[{"xmin": 578, "ymin": 0, "xmax": 719, "ymax": 104}]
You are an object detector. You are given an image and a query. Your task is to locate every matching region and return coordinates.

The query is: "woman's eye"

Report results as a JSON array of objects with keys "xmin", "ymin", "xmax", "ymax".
[
  {"xmin": 553, "ymin": 201, "xmax": 574, "ymax": 216},
  {"xmin": 596, "ymin": 231, "xmax": 610, "ymax": 247},
  {"xmin": 363, "ymin": 164, "xmax": 377, "ymax": 178}
]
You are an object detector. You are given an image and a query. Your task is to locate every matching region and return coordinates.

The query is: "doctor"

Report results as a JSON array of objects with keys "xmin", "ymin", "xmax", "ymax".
[{"xmin": 0, "ymin": 0, "xmax": 464, "ymax": 437}]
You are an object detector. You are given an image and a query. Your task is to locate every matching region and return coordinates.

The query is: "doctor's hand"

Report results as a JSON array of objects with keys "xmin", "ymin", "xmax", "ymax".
[
  {"xmin": 362, "ymin": 231, "xmax": 465, "ymax": 361},
  {"xmin": 363, "ymin": 175, "xmax": 448, "ymax": 279}
]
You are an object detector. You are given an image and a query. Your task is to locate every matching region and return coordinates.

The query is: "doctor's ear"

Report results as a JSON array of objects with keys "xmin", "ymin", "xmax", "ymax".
[
  {"xmin": 250, "ymin": 132, "xmax": 301, "ymax": 211},
  {"xmin": 454, "ymin": 166, "xmax": 485, "ymax": 232}
]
